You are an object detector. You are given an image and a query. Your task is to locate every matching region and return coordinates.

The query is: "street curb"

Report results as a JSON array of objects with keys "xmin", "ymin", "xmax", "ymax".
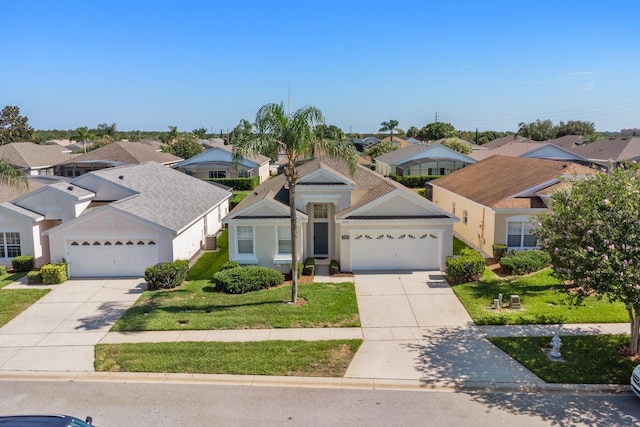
[{"xmin": 0, "ymin": 371, "xmax": 632, "ymax": 394}]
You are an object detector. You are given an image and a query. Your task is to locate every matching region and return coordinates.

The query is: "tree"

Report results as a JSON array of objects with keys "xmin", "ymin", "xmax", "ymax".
[
  {"xmin": 0, "ymin": 159, "xmax": 28, "ymax": 190},
  {"xmin": 556, "ymin": 120, "xmax": 596, "ymax": 137},
  {"xmin": 441, "ymin": 138, "xmax": 472, "ymax": 154},
  {"xmin": 517, "ymin": 119, "xmax": 557, "ymax": 141},
  {"xmin": 535, "ymin": 164, "xmax": 640, "ymax": 355},
  {"xmin": 228, "ymin": 119, "xmax": 253, "ymax": 146},
  {"xmin": 233, "ymin": 102, "xmax": 357, "ymax": 304},
  {"xmin": 97, "ymin": 122, "xmax": 117, "ymax": 138},
  {"xmin": 418, "ymin": 122, "xmax": 456, "ymax": 141},
  {"xmin": 161, "ymin": 126, "xmax": 179, "ymax": 144},
  {"xmin": 192, "ymin": 127, "xmax": 208, "ymax": 139},
  {"xmin": 70, "ymin": 126, "xmax": 94, "ymax": 154},
  {"xmin": 314, "ymin": 124, "xmax": 344, "ymax": 141},
  {"xmin": 366, "ymin": 140, "xmax": 398, "ymax": 159},
  {"xmin": 379, "ymin": 120, "xmax": 399, "ymax": 142},
  {"xmin": 0, "ymin": 105, "xmax": 34, "ymax": 143},
  {"xmin": 405, "ymin": 126, "xmax": 420, "ymax": 138},
  {"xmin": 162, "ymin": 134, "xmax": 204, "ymax": 159}
]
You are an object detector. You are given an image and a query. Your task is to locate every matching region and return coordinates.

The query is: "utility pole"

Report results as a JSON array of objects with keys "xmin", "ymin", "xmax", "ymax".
[{"xmin": 435, "ymin": 112, "xmax": 439, "ymax": 123}]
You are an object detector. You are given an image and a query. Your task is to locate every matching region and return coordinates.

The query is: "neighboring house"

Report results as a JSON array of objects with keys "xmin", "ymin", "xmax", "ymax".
[
  {"xmin": 375, "ymin": 144, "xmax": 476, "ymax": 177},
  {"xmin": 0, "ymin": 142, "xmax": 75, "ymax": 175},
  {"xmin": 0, "ymin": 162, "xmax": 231, "ymax": 277},
  {"xmin": 480, "ymin": 134, "xmax": 529, "ymax": 149},
  {"xmin": 53, "ymin": 141, "xmax": 182, "ymax": 177},
  {"xmin": 470, "ymin": 142, "xmax": 591, "ymax": 165},
  {"xmin": 172, "ymin": 144, "xmax": 271, "ymax": 183},
  {"xmin": 378, "ymin": 136, "xmax": 412, "ymax": 149},
  {"xmin": 225, "ymin": 156, "xmax": 457, "ymax": 273},
  {"xmin": 352, "ymin": 136, "xmax": 381, "ymax": 152},
  {"xmin": 569, "ymin": 136, "xmax": 640, "ymax": 169},
  {"xmin": 427, "ymin": 156, "xmax": 595, "ymax": 256}
]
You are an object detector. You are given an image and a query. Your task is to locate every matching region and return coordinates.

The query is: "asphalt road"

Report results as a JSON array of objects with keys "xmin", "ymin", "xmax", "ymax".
[{"xmin": 0, "ymin": 380, "xmax": 638, "ymax": 426}]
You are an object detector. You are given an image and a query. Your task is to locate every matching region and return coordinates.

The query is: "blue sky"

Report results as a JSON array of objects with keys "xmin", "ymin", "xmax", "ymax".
[{"xmin": 3, "ymin": 1, "xmax": 640, "ymax": 133}]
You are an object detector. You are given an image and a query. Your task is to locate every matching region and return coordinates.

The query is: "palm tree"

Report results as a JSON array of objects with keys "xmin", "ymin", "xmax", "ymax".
[
  {"xmin": 0, "ymin": 160, "xmax": 28, "ymax": 191},
  {"xmin": 71, "ymin": 126, "xmax": 94, "ymax": 154},
  {"xmin": 234, "ymin": 103, "xmax": 357, "ymax": 303},
  {"xmin": 379, "ymin": 119, "xmax": 399, "ymax": 143}
]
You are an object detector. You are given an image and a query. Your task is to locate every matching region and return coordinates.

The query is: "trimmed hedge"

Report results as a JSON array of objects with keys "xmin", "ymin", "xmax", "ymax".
[
  {"xmin": 27, "ymin": 270, "xmax": 42, "ymax": 284},
  {"xmin": 144, "ymin": 260, "xmax": 189, "ymax": 291},
  {"xmin": 212, "ymin": 266, "xmax": 284, "ymax": 294},
  {"xmin": 499, "ymin": 250, "xmax": 551, "ymax": 275},
  {"xmin": 12, "ymin": 255, "xmax": 34, "ymax": 273},
  {"xmin": 492, "ymin": 244, "xmax": 508, "ymax": 260},
  {"xmin": 289, "ymin": 262, "xmax": 303, "ymax": 278},
  {"xmin": 445, "ymin": 248, "xmax": 486, "ymax": 285},
  {"xmin": 40, "ymin": 262, "xmax": 68, "ymax": 284},
  {"xmin": 204, "ymin": 176, "xmax": 260, "ymax": 191},
  {"xmin": 329, "ymin": 260, "xmax": 340, "ymax": 276},
  {"xmin": 389, "ymin": 174, "xmax": 441, "ymax": 188},
  {"xmin": 220, "ymin": 260, "xmax": 240, "ymax": 271},
  {"xmin": 303, "ymin": 258, "xmax": 315, "ymax": 276}
]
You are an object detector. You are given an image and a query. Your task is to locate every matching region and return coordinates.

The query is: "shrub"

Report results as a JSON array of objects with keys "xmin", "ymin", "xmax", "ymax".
[
  {"xmin": 329, "ymin": 259, "xmax": 340, "ymax": 276},
  {"xmin": 27, "ymin": 270, "xmax": 42, "ymax": 284},
  {"xmin": 499, "ymin": 250, "xmax": 551, "ymax": 275},
  {"xmin": 12, "ymin": 255, "xmax": 34, "ymax": 273},
  {"xmin": 40, "ymin": 262, "xmax": 67, "ymax": 284},
  {"xmin": 144, "ymin": 260, "xmax": 189, "ymax": 291},
  {"xmin": 492, "ymin": 244, "xmax": 508, "ymax": 260},
  {"xmin": 204, "ymin": 176, "xmax": 260, "ymax": 191},
  {"xmin": 389, "ymin": 174, "xmax": 441, "ymax": 188},
  {"xmin": 289, "ymin": 262, "xmax": 303, "ymax": 278},
  {"xmin": 0, "ymin": 265, "xmax": 7, "ymax": 276},
  {"xmin": 303, "ymin": 258, "xmax": 315, "ymax": 276},
  {"xmin": 213, "ymin": 266, "xmax": 284, "ymax": 294},
  {"xmin": 220, "ymin": 260, "xmax": 240, "ymax": 271},
  {"xmin": 446, "ymin": 248, "xmax": 486, "ymax": 285}
]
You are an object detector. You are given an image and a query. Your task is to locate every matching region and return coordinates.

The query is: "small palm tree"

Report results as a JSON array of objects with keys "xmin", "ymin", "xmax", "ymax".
[
  {"xmin": 0, "ymin": 159, "xmax": 28, "ymax": 190},
  {"xmin": 71, "ymin": 126, "xmax": 94, "ymax": 154},
  {"xmin": 234, "ymin": 103, "xmax": 357, "ymax": 303},
  {"xmin": 379, "ymin": 120, "xmax": 399, "ymax": 143}
]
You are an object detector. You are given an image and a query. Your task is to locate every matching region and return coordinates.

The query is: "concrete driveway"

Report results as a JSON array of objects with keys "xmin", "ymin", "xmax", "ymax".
[
  {"xmin": 345, "ymin": 271, "xmax": 544, "ymax": 388},
  {"xmin": 0, "ymin": 278, "xmax": 145, "ymax": 372}
]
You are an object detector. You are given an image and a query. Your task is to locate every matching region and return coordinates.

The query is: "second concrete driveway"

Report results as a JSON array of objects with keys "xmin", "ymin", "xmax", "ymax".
[
  {"xmin": 0, "ymin": 278, "xmax": 145, "ymax": 372},
  {"xmin": 345, "ymin": 271, "xmax": 544, "ymax": 388}
]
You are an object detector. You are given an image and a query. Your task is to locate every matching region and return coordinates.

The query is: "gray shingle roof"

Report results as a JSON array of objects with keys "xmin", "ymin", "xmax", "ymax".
[
  {"xmin": 71, "ymin": 162, "xmax": 231, "ymax": 233},
  {"xmin": 0, "ymin": 143, "xmax": 75, "ymax": 169},
  {"xmin": 375, "ymin": 144, "xmax": 432, "ymax": 164},
  {"xmin": 570, "ymin": 137, "xmax": 640, "ymax": 162},
  {"xmin": 55, "ymin": 141, "xmax": 182, "ymax": 166}
]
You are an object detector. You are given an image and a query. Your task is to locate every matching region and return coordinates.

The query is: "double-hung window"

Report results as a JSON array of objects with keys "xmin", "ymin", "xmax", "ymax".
[
  {"xmin": 0, "ymin": 232, "xmax": 21, "ymax": 258},
  {"xmin": 507, "ymin": 221, "xmax": 537, "ymax": 248},
  {"xmin": 237, "ymin": 226, "xmax": 254, "ymax": 254},
  {"xmin": 277, "ymin": 226, "xmax": 292, "ymax": 254}
]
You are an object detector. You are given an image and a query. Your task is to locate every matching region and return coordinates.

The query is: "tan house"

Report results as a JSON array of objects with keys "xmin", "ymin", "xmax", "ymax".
[{"xmin": 426, "ymin": 156, "xmax": 595, "ymax": 256}]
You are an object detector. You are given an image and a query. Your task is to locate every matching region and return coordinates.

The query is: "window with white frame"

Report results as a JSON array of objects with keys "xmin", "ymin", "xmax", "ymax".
[
  {"xmin": 237, "ymin": 226, "xmax": 254, "ymax": 254},
  {"xmin": 0, "ymin": 232, "xmax": 21, "ymax": 258},
  {"xmin": 277, "ymin": 226, "xmax": 292, "ymax": 254},
  {"xmin": 507, "ymin": 220, "xmax": 537, "ymax": 248},
  {"xmin": 313, "ymin": 204, "xmax": 328, "ymax": 219}
]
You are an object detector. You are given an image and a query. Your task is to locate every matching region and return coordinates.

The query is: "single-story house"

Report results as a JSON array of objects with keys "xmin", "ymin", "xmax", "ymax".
[
  {"xmin": 225, "ymin": 156, "xmax": 457, "ymax": 272},
  {"xmin": 426, "ymin": 155, "xmax": 595, "ymax": 256},
  {"xmin": 569, "ymin": 136, "xmax": 640, "ymax": 169},
  {"xmin": 0, "ymin": 142, "xmax": 75, "ymax": 175},
  {"xmin": 470, "ymin": 142, "xmax": 591, "ymax": 166},
  {"xmin": 172, "ymin": 144, "xmax": 271, "ymax": 183},
  {"xmin": 53, "ymin": 141, "xmax": 182, "ymax": 177},
  {"xmin": 375, "ymin": 144, "xmax": 476, "ymax": 177},
  {"xmin": 0, "ymin": 162, "xmax": 231, "ymax": 277}
]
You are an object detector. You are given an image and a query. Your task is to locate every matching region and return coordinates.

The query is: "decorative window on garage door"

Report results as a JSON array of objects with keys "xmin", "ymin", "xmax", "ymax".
[
  {"xmin": 0, "ymin": 232, "xmax": 21, "ymax": 258},
  {"xmin": 69, "ymin": 239, "xmax": 158, "ymax": 247}
]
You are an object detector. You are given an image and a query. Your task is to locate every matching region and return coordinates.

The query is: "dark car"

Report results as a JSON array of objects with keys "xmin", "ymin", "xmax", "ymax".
[{"xmin": 0, "ymin": 414, "xmax": 93, "ymax": 426}]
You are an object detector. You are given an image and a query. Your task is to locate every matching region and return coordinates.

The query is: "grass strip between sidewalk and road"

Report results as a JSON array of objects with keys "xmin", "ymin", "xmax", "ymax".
[
  {"xmin": 95, "ymin": 339, "xmax": 363, "ymax": 377},
  {"xmin": 0, "ymin": 273, "xmax": 49, "ymax": 328},
  {"xmin": 489, "ymin": 334, "xmax": 636, "ymax": 384},
  {"xmin": 452, "ymin": 268, "xmax": 628, "ymax": 325}
]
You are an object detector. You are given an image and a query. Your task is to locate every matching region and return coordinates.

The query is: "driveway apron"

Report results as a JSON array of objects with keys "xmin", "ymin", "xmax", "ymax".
[
  {"xmin": 0, "ymin": 278, "xmax": 145, "ymax": 372},
  {"xmin": 345, "ymin": 271, "xmax": 544, "ymax": 387}
]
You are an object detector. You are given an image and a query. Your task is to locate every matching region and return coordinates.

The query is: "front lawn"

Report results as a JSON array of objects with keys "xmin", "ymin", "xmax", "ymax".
[
  {"xmin": 111, "ymin": 281, "xmax": 360, "ymax": 331},
  {"xmin": 489, "ymin": 335, "xmax": 636, "ymax": 384},
  {"xmin": 96, "ymin": 339, "xmax": 362, "ymax": 377},
  {"xmin": 186, "ymin": 230, "xmax": 228, "ymax": 280},
  {"xmin": 0, "ymin": 273, "xmax": 49, "ymax": 327},
  {"xmin": 452, "ymin": 268, "xmax": 628, "ymax": 325}
]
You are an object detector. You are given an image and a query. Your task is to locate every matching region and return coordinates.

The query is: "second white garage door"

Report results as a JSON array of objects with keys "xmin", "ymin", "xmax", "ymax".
[
  {"xmin": 67, "ymin": 238, "xmax": 159, "ymax": 277},
  {"xmin": 350, "ymin": 231, "xmax": 440, "ymax": 271}
]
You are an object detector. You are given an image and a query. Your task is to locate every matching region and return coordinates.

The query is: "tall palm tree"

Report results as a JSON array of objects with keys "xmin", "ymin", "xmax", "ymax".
[
  {"xmin": 234, "ymin": 103, "xmax": 357, "ymax": 303},
  {"xmin": 71, "ymin": 126, "xmax": 94, "ymax": 154},
  {"xmin": 379, "ymin": 119, "xmax": 399, "ymax": 143},
  {"xmin": 0, "ymin": 160, "xmax": 28, "ymax": 190}
]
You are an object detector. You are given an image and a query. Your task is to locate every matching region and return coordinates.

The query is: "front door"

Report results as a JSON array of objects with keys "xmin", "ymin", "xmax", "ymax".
[{"xmin": 313, "ymin": 222, "xmax": 329, "ymax": 256}]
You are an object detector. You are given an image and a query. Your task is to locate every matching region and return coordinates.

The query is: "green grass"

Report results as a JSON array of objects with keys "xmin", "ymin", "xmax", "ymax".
[
  {"xmin": 186, "ymin": 230, "xmax": 228, "ymax": 280},
  {"xmin": 95, "ymin": 339, "xmax": 362, "ymax": 377},
  {"xmin": 111, "ymin": 281, "xmax": 360, "ymax": 331},
  {"xmin": 452, "ymin": 268, "xmax": 628, "ymax": 325},
  {"xmin": 0, "ymin": 272, "xmax": 49, "ymax": 327},
  {"xmin": 230, "ymin": 191, "xmax": 251, "ymax": 209},
  {"xmin": 452, "ymin": 237, "xmax": 469, "ymax": 255},
  {"xmin": 489, "ymin": 335, "xmax": 636, "ymax": 384}
]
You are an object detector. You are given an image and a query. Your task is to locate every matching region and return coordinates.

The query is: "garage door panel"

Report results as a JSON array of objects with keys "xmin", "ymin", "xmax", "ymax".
[
  {"xmin": 350, "ymin": 232, "xmax": 439, "ymax": 271},
  {"xmin": 68, "ymin": 239, "xmax": 159, "ymax": 277}
]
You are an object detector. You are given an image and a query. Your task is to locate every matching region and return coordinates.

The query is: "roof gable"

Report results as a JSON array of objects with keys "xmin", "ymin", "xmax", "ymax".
[
  {"xmin": 174, "ymin": 145, "xmax": 269, "ymax": 168},
  {"xmin": 297, "ymin": 163, "xmax": 356, "ymax": 187},
  {"xmin": 339, "ymin": 189, "xmax": 455, "ymax": 219}
]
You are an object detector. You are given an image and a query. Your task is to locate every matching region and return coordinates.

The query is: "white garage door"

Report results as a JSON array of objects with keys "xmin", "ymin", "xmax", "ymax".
[
  {"xmin": 67, "ymin": 238, "xmax": 159, "ymax": 277},
  {"xmin": 350, "ymin": 231, "xmax": 440, "ymax": 271}
]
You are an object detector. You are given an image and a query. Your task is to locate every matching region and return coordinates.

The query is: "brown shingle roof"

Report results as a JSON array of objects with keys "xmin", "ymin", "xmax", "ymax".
[
  {"xmin": 430, "ymin": 155, "xmax": 595, "ymax": 208},
  {"xmin": 54, "ymin": 141, "xmax": 182, "ymax": 166},
  {"xmin": 0, "ymin": 143, "xmax": 74, "ymax": 169},
  {"xmin": 469, "ymin": 142, "xmax": 545, "ymax": 161},
  {"xmin": 481, "ymin": 134, "xmax": 529, "ymax": 149}
]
